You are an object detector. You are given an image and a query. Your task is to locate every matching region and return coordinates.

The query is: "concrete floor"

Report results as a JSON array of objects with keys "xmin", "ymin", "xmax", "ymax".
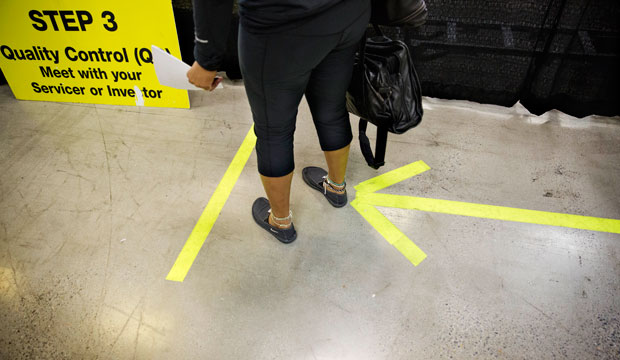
[{"xmin": 0, "ymin": 81, "xmax": 619, "ymax": 360}]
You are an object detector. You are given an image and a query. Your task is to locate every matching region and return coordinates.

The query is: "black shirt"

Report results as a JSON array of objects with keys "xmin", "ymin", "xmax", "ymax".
[{"xmin": 193, "ymin": 0, "xmax": 369, "ymax": 70}]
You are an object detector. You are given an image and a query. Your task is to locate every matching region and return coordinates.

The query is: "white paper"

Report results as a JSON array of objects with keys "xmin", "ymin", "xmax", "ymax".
[{"xmin": 151, "ymin": 45, "xmax": 222, "ymax": 90}]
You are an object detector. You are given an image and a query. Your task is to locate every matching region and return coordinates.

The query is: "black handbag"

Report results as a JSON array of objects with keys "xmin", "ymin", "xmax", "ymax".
[
  {"xmin": 346, "ymin": 24, "xmax": 424, "ymax": 169},
  {"xmin": 371, "ymin": 0, "xmax": 428, "ymax": 27}
]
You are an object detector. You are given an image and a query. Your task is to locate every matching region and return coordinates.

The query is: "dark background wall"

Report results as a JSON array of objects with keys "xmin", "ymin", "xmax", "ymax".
[{"xmin": 381, "ymin": 0, "xmax": 620, "ymax": 118}]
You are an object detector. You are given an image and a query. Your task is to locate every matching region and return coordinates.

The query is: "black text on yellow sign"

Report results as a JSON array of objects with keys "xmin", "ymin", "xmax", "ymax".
[{"xmin": 0, "ymin": 1, "xmax": 189, "ymax": 108}]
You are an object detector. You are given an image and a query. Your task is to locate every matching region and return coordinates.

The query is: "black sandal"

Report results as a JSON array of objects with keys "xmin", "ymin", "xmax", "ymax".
[
  {"xmin": 251, "ymin": 197, "xmax": 297, "ymax": 244},
  {"xmin": 302, "ymin": 166, "xmax": 348, "ymax": 208}
]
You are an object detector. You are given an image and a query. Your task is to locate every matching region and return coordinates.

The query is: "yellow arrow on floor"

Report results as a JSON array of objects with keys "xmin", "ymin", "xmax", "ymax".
[{"xmin": 351, "ymin": 160, "xmax": 620, "ymax": 266}]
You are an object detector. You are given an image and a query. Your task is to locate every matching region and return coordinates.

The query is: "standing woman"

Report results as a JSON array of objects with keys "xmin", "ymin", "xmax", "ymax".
[{"xmin": 188, "ymin": 0, "xmax": 371, "ymax": 243}]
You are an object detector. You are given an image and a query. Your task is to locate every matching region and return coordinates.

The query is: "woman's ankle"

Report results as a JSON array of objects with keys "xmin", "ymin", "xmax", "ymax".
[
  {"xmin": 324, "ymin": 176, "xmax": 346, "ymax": 194},
  {"xmin": 325, "ymin": 184, "xmax": 345, "ymax": 194},
  {"xmin": 269, "ymin": 211, "xmax": 292, "ymax": 229}
]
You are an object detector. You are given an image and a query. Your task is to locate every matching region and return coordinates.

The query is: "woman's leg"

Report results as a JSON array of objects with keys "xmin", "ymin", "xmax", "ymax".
[
  {"xmin": 305, "ymin": 11, "xmax": 369, "ymax": 195},
  {"xmin": 260, "ymin": 171, "xmax": 294, "ymax": 228},
  {"xmin": 304, "ymin": 42, "xmax": 359, "ymax": 193},
  {"xmin": 323, "ymin": 144, "xmax": 350, "ymax": 192},
  {"xmin": 239, "ymin": 25, "xmax": 344, "ymax": 233}
]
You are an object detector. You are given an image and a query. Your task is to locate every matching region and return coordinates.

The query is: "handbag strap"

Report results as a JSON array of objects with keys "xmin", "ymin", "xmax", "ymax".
[
  {"xmin": 359, "ymin": 119, "xmax": 388, "ymax": 169},
  {"xmin": 356, "ymin": 24, "xmax": 389, "ymax": 170}
]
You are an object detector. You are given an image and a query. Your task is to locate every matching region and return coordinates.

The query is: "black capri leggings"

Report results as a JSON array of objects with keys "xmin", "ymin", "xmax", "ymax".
[{"xmin": 238, "ymin": 6, "xmax": 371, "ymax": 177}]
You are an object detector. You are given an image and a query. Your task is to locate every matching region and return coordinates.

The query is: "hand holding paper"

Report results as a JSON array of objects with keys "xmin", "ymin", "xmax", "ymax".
[
  {"xmin": 187, "ymin": 61, "xmax": 223, "ymax": 91},
  {"xmin": 151, "ymin": 45, "xmax": 223, "ymax": 90}
]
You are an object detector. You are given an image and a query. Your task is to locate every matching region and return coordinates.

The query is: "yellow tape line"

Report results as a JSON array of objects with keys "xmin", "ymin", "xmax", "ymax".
[
  {"xmin": 166, "ymin": 125, "xmax": 257, "ymax": 282},
  {"xmin": 352, "ymin": 159, "xmax": 620, "ymax": 267},
  {"xmin": 351, "ymin": 160, "xmax": 431, "ymax": 266},
  {"xmin": 351, "ymin": 199, "xmax": 427, "ymax": 265},
  {"xmin": 356, "ymin": 192, "xmax": 620, "ymax": 234},
  {"xmin": 354, "ymin": 160, "xmax": 430, "ymax": 194}
]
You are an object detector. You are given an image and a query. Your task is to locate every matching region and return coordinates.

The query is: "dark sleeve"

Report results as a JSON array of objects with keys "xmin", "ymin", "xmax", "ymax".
[{"xmin": 192, "ymin": 0, "xmax": 234, "ymax": 71}]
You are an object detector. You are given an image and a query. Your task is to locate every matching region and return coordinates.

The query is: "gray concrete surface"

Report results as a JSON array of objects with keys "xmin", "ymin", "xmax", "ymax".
[{"xmin": 0, "ymin": 81, "xmax": 619, "ymax": 359}]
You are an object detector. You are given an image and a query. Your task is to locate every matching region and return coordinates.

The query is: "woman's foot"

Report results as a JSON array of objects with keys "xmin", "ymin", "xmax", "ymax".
[
  {"xmin": 252, "ymin": 197, "xmax": 297, "ymax": 243},
  {"xmin": 302, "ymin": 166, "xmax": 348, "ymax": 208}
]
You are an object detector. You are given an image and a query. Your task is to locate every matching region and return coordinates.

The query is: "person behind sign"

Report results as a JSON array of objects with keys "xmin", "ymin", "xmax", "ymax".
[{"xmin": 188, "ymin": 0, "xmax": 371, "ymax": 243}]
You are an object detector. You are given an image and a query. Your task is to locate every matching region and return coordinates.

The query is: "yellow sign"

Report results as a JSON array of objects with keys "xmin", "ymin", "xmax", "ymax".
[{"xmin": 0, "ymin": 0, "xmax": 189, "ymax": 108}]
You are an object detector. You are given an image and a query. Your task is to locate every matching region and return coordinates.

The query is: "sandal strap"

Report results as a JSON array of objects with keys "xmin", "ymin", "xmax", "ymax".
[
  {"xmin": 322, "ymin": 175, "xmax": 346, "ymax": 194},
  {"xmin": 268, "ymin": 209, "xmax": 293, "ymax": 228},
  {"xmin": 326, "ymin": 176, "xmax": 346, "ymax": 188}
]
